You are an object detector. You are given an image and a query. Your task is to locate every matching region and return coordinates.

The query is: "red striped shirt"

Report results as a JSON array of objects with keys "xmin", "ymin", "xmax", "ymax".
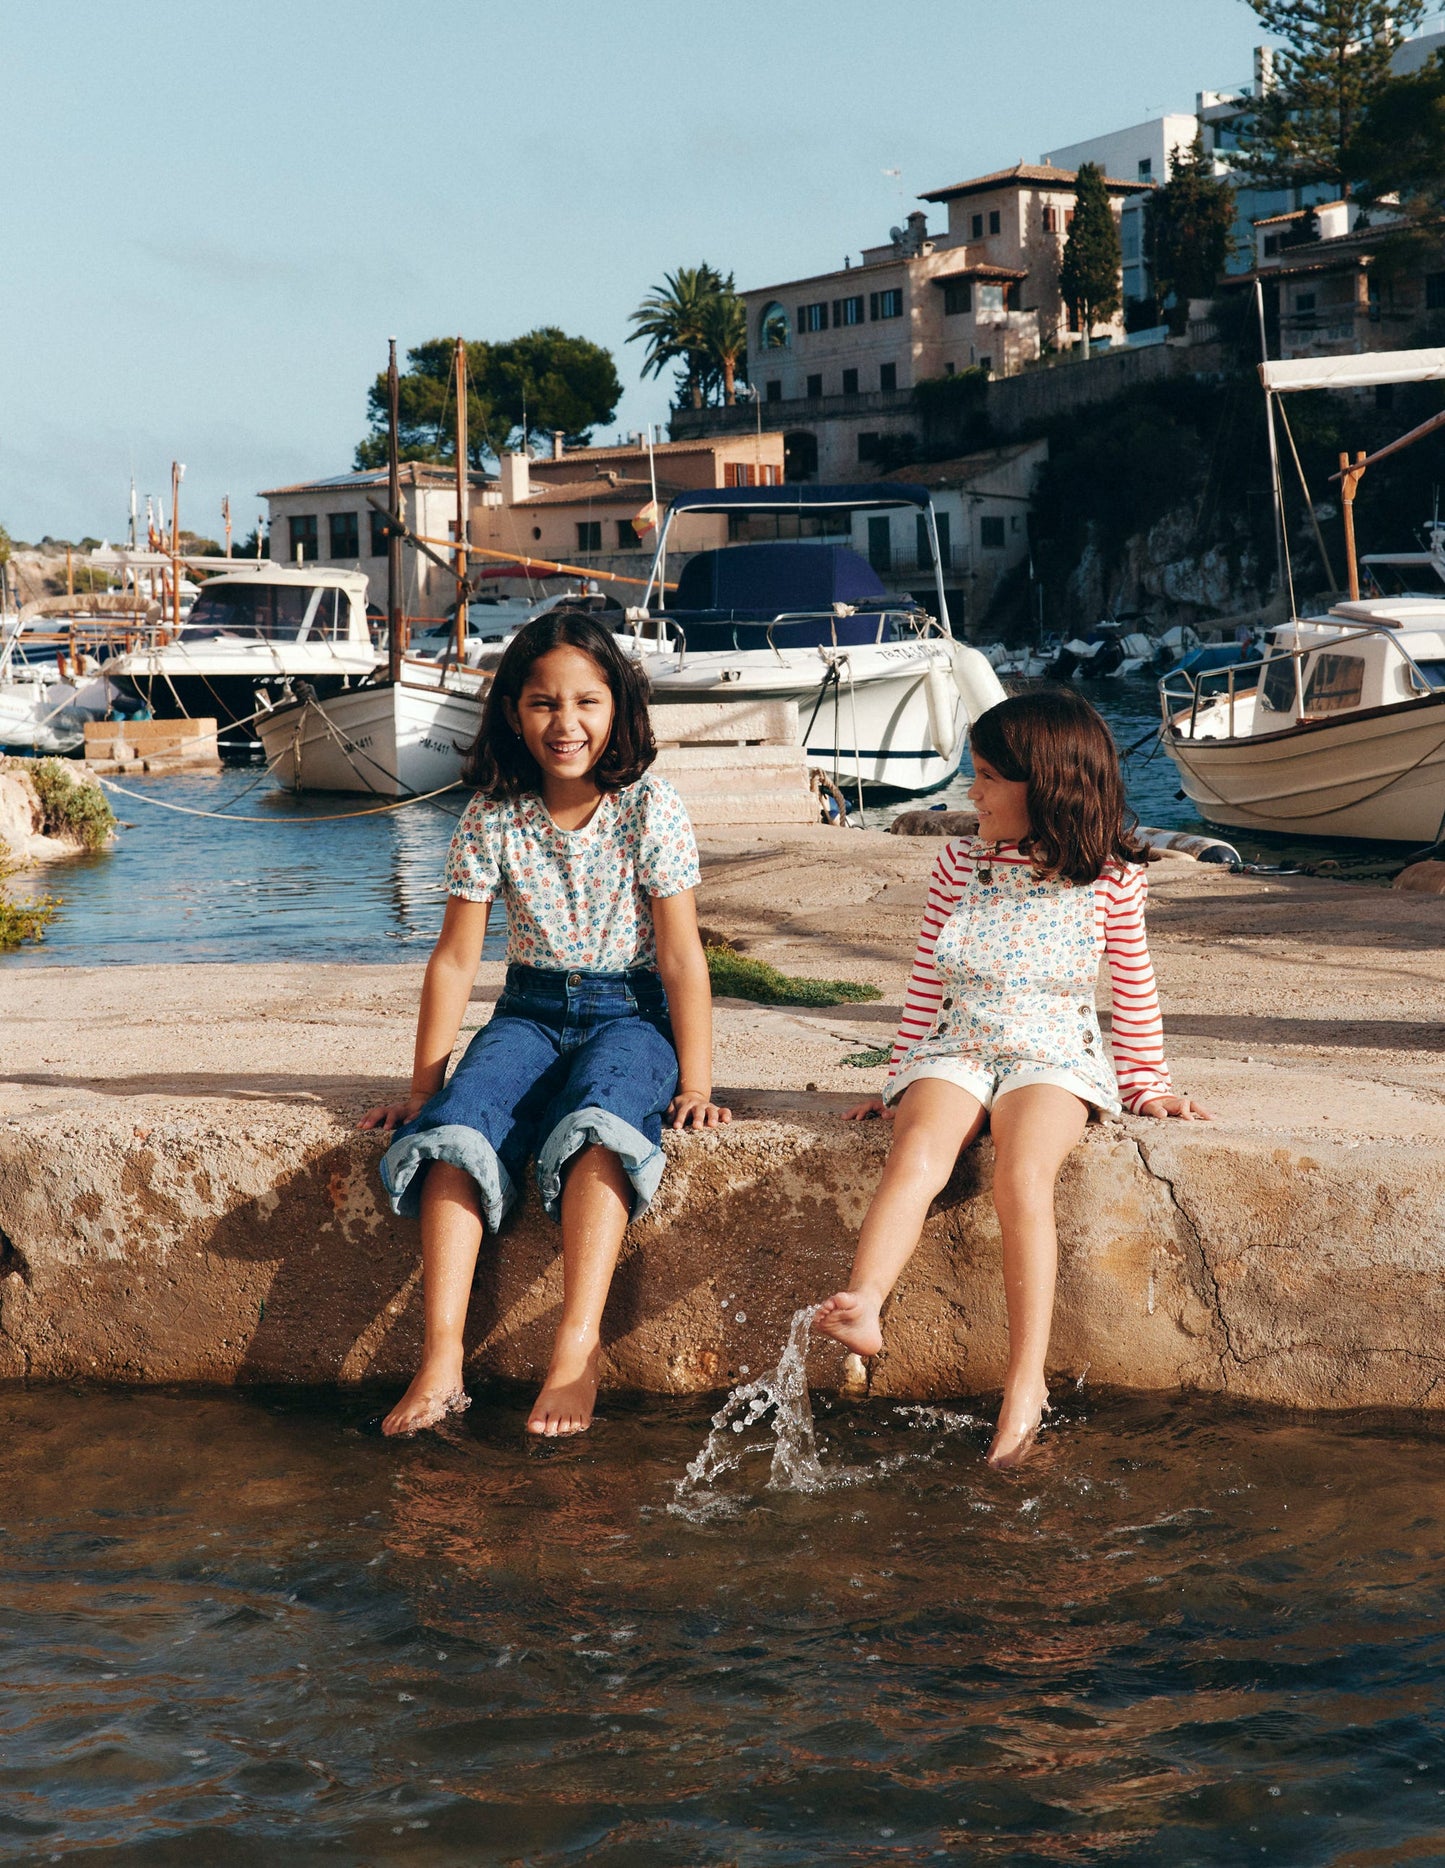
[{"xmin": 888, "ymin": 839, "xmax": 1174, "ymax": 1114}]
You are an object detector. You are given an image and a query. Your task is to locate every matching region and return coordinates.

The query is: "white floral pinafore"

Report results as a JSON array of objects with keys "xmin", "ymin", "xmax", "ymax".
[{"xmin": 886, "ymin": 847, "xmax": 1122, "ymax": 1115}]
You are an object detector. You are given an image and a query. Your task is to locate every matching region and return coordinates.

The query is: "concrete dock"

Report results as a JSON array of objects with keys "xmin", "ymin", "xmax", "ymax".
[{"xmin": 2, "ymin": 826, "xmax": 1444, "ymax": 1409}]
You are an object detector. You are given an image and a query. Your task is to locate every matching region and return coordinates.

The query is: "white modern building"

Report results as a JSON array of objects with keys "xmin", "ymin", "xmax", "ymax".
[{"xmin": 1043, "ymin": 114, "xmax": 1201, "ymax": 308}]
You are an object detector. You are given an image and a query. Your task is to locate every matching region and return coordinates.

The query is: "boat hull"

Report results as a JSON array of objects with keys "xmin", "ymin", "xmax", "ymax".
[
  {"xmin": 637, "ymin": 640, "xmax": 967, "ymax": 793},
  {"xmin": 111, "ymin": 668, "xmax": 370, "ymax": 732},
  {"xmin": 1164, "ymin": 691, "xmax": 1445, "ymax": 842},
  {"xmin": 257, "ymin": 667, "xmax": 484, "ymax": 798}
]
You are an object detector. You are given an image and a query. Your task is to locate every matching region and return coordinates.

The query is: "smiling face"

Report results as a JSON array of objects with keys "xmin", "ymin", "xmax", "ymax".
[
  {"xmin": 506, "ymin": 644, "xmax": 616, "ymax": 789},
  {"xmin": 968, "ymin": 753, "xmax": 1032, "ymax": 843}
]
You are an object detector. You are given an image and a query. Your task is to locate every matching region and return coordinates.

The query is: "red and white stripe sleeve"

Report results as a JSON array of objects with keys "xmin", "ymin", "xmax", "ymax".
[
  {"xmin": 1099, "ymin": 864, "xmax": 1173, "ymax": 1113},
  {"xmin": 888, "ymin": 840, "xmax": 972, "ymax": 1075}
]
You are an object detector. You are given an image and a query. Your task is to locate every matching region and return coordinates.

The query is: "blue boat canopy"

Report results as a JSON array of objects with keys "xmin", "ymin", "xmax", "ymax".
[
  {"xmin": 672, "ymin": 543, "xmax": 890, "ymax": 615},
  {"xmin": 666, "ymin": 483, "xmax": 934, "ymax": 516}
]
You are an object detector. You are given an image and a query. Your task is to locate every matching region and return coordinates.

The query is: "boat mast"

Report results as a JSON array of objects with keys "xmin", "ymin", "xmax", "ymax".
[
  {"xmin": 1255, "ymin": 280, "xmax": 1289, "ymax": 613},
  {"xmin": 454, "ymin": 336, "xmax": 469, "ymax": 664},
  {"xmin": 169, "ymin": 460, "xmax": 184, "ymax": 638},
  {"xmin": 386, "ymin": 337, "xmax": 403, "ymax": 685}
]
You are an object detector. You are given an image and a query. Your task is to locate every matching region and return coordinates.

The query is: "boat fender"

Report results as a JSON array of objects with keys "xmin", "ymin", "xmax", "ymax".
[
  {"xmin": 1133, "ymin": 826, "xmax": 1243, "ymax": 865},
  {"xmin": 946, "ymin": 641, "xmax": 1008, "ymax": 724},
  {"xmin": 924, "ymin": 665, "xmax": 957, "ymax": 760}
]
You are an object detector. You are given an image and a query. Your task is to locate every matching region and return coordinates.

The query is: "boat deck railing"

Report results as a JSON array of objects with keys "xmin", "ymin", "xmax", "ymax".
[
  {"xmin": 1159, "ymin": 619, "xmax": 1440, "ymax": 742},
  {"xmin": 624, "ymin": 606, "xmax": 944, "ymax": 671}
]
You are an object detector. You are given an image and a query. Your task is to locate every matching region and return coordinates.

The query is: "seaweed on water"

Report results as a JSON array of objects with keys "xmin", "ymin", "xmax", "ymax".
[{"xmin": 705, "ymin": 943, "xmax": 881, "ymax": 1009}]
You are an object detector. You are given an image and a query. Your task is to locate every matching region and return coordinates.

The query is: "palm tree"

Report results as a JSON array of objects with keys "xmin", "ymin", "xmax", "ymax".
[
  {"xmin": 698, "ymin": 289, "xmax": 748, "ymax": 405},
  {"xmin": 628, "ymin": 264, "xmax": 728, "ymax": 409}
]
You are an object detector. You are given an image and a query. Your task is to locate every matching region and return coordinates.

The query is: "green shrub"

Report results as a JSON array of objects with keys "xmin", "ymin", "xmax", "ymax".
[
  {"xmin": 0, "ymin": 839, "xmax": 57, "ymax": 949},
  {"xmin": 26, "ymin": 759, "xmax": 115, "ymax": 850},
  {"xmin": 706, "ymin": 944, "xmax": 881, "ymax": 1007}
]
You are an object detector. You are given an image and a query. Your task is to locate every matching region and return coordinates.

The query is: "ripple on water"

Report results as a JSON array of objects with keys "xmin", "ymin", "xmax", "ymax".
[{"xmin": 4, "ymin": 1382, "xmax": 1445, "ymax": 1863}]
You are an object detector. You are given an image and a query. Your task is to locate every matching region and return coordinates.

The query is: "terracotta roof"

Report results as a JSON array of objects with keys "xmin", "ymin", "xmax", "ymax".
[
  {"xmin": 879, "ymin": 441, "xmax": 1046, "ymax": 490},
  {"xmin": 513, "ymin": 477, "xmax": 685, "ymax": 509},
  {"xmin": 260, "ymin": 463, "xmax": 492, "ymax": 498},
  {"xmin": 533, "ymin": 436, "xmax": 782, "ymax": 469},
  {"xmin": 921, "ymin": 162, "xmax": 1148, "ymax": 203},
  {"xmin": 1254, "ymin": 199, "xmax": 1348, "ymax": 226}
]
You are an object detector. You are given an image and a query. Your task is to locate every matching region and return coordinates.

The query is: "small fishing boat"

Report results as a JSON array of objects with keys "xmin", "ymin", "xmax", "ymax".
[
  {"xmin": 619, "ymin": 484, "xmax": 1004, "ymax": 795},
  {"xmin": 1161, "ymin": 600, "xmax": 1445, "ymax": 843},
  {"xmin": 1160, "ymin": 343, "xmax": 1445, "ymax": 843},
  {"xmin": 256, "ymin": 657, "xmax": 486, "ymax": 797}
]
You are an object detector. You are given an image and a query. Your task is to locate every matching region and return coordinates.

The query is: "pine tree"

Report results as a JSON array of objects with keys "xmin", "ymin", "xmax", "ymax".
[
  {"xmin": 1238, "ymin": 0, "xmax": 1425, "ymax": 196},
  {"xmin": 1059, "ymin": 162, "xmax": 1122, "ymax": 357},
  {"xmin": 1347, "ymin": 52, "xmax": 1445, "ymax": 216},
  {"xmin": 1146, "ymin": 136, "xmax": 1237, "ymax": 332}
]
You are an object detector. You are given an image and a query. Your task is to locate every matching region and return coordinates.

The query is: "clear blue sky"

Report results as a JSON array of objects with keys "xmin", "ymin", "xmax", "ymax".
[{"xmin": 1, "ymin": 0, "xmax": 1316, "ymax": 544}]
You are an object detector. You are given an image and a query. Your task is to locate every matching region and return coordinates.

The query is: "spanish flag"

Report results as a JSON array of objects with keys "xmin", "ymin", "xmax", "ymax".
[{"xmin": 631, "ymin": 500, "xmax": 660, "ymax": 539}]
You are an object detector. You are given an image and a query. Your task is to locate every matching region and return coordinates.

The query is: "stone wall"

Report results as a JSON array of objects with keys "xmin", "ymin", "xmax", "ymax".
[{"xmin": 4, "ymin": 1101, "xmax": 1443, "ymax": 1412}]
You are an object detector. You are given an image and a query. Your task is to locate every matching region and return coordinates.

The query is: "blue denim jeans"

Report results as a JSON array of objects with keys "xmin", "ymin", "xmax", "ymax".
[{"xmin": 379, "ymin": 964, "xmax": 679, "ymax": 1230}]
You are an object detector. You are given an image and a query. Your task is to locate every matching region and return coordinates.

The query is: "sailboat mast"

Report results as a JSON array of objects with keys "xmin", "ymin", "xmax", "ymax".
[
  {"xmin": 169, "ymin": 460, "xmax": 184, "ymax": 637},
  {"xmin": 386, "ymin": 337, "xmax": 403, "ymax": 685},
  {"xmin": 454, "ymin": 336, "xmax": 469, "ymax": 663}
]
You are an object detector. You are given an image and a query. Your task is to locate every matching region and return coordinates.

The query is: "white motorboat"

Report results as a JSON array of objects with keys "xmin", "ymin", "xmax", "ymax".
[
  {"xmin": 102, "ymin": 563, "xmax": 379, "ymax": 729},
  {"xmin": 1160, "ymin": 342, "xmax": 1445, "ymax": 845},
  {"xmin": 0, "ymin": 620, "xmax": 122, "ymax": 754},
  {"xmin": 256, "ymin": 656, "xmax": 486, "ymax": 798},
  {"xmin": 619, "ymin": 484, "xmax": 1003, "ymax": 794}
]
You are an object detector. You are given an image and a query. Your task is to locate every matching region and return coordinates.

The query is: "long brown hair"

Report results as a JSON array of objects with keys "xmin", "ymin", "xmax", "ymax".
[
  {"xmin": 464, "ymin": 610, "xmax": 656, "ymax": 797},
  {"xmin": 968, "ymin": 688, "xmax": 1141, "ymax": 884}
]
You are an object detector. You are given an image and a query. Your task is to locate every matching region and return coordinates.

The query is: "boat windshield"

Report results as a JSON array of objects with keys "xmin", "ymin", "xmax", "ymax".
[
  {"xmin": 1260, "ymin": 651, "xmax": 1299, "ymax": 713},
  {"xmin": 1362, "ymin": 560, "xmax": 1445, "ymax": 596},
  {"xmin": 183, "ymin": 584, "xmax": 344, "ymax": 642}
]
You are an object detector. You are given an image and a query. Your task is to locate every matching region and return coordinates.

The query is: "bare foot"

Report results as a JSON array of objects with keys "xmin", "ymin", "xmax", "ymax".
[
  {"xmin": 381, "ymin": 1361, "xmax": 470, "ymax": 1437},
  {"xmin": 986, "ymin": 1379, "xmax": 1051, "ymax": 1470},
  {"xmin": 813, "ymin": 1289, "xmax": 884, "ymax": 1358},
  {"xmin": 527, "ymin": 1344, "xmax": 600, "ymax": 1437}
]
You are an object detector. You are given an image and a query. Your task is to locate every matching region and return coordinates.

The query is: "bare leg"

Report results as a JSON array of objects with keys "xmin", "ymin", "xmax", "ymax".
[
  {"xmin": 985, "ymin": 1084, "xmax": 1089, "ymax": 1469},
  {"xmin": 528, "ymin": 1143, "xmax": 631, "ymax": 1437},
  {"xmin": 816, "ymin": 1079, "xmax": 987, "ymax": 1355},
  {"xmin": 383, "ymin": 1161, "xmax": 484, "ymax": 1436}
]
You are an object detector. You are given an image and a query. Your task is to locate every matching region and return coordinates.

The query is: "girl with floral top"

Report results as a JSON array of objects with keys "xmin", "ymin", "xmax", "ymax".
[
  {"xmin": 360, "ymin": 612, "xmax": 728, "ymax": 1439},
  {"xmin": 816, "ymin": 689, "xmax": 1211, "ymax": 1468}
]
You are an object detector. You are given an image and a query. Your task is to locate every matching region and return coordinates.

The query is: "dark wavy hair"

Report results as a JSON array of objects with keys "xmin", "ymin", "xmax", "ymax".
[
  {"xmin": 463, "ymin": 610, "xmax": 656, "ymax": 797},
  {"xmin": 968, "ymin": 687, "xmax": 1141, "ymax": 884}
]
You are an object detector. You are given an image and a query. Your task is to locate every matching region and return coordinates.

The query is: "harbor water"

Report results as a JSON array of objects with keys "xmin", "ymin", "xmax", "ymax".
[
  {"xmin": 5, "ymin": 1379, "xmax": 1445, "ymax": 1864},
  {"xmin": 4, "ymin": 681, "xmax": 1252, "ymax": 969}
]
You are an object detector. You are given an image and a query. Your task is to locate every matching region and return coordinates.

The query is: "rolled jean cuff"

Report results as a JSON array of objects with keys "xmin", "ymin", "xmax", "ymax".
[
  {"xmin": 380, "ymin": 1123, "xmax": 517, "ymax": 1229},
  {"xmin": 535, "ymin": 1104, "xmax": 665, "ymax": 1223}
]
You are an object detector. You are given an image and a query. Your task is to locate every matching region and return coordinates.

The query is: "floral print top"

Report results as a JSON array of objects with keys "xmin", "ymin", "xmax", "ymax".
[
  {"xmin": 445, "ymin": 773, "xmax": 700, "ymax": 971},
  {"xmin": 888, "ymin": 837, "xmax": 1173, "ymax": 1114}
]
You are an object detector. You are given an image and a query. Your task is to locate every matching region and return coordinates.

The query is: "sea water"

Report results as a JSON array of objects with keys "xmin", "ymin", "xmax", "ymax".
[
  {"xmin": 1, "ymin": 681, "xmax": 1401, "ymax": 969},
  {"xmin": 6, "ymin": 1380, "xmax": 1445, "ymax": 1865}
]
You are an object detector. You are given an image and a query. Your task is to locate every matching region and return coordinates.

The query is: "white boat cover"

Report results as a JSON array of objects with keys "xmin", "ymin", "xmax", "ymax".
[{"xmin": 1258, "ymin": 347, "xmax": 1445, "ymax": 393}]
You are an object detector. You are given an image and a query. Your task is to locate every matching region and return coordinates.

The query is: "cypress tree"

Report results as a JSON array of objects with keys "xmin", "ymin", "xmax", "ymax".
[
  {"xmin": 1146, "ymin": 136, "xmax": 1237, "ymax": 332},
  {"xmin": 1239, "ymin": 0, "xmax": 1425, "ymax": 197},
  {"xmin": 1059, "ymin": 162, "xmax": 1122, "ymax": 357}
]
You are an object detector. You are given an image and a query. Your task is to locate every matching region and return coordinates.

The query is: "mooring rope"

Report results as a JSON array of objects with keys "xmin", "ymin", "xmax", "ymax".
[{"xmin": 93, "ymin": 774, "xmax": 465, "ymax": 824}]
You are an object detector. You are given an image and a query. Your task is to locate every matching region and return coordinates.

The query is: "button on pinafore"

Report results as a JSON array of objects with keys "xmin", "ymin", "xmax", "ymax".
[{"xmin": 891, "ymin": 849, "xmax": 1121, "ymax": 1114}]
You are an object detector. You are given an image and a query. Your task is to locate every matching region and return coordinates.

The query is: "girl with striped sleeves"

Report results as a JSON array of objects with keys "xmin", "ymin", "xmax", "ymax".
[{"xmin": 816, "ymin": 689, "xmax": 1210, "ymax": 1468}]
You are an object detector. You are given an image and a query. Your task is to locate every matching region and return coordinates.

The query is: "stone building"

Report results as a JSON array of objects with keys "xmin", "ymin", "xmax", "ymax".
[
  {"xmin": 261, "ymin": 435, "xmax": 788, "ymax": 613},
  {"xmin": 259, "ymin": 463, "xmax": 494, "ymax": 617},
  {"xmin": 685, "ymin": 164, "xmax": 1140, "ymax": 483}
]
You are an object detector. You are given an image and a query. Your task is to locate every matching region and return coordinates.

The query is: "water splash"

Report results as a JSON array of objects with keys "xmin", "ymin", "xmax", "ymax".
[
  {"xmin": 672, "ymin": 1309, "xmax": 835, "ymax": 1516},
  {"xmin": 671, "ymin": 1311, "xmax": 983, "ymax": 1519}
]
